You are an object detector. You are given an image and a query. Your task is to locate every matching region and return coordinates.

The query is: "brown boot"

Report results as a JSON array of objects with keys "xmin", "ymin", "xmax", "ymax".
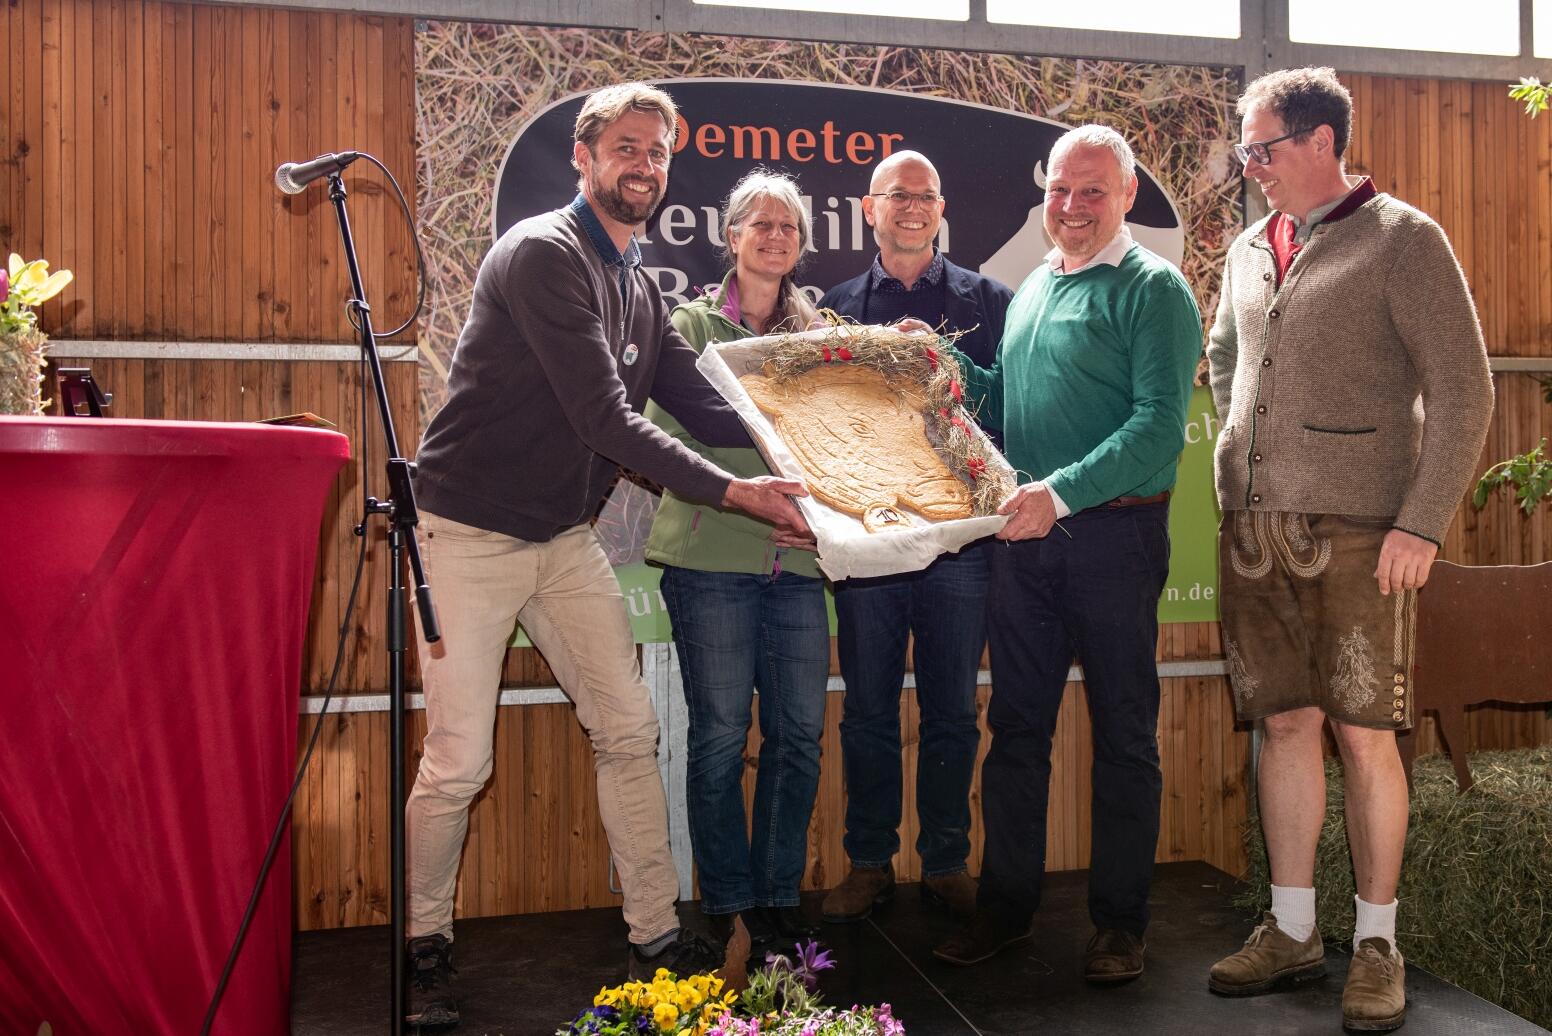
[
  {"xmin": 1083, "ymin": 928, "xmax": 1145, "ymax": 984},
  {"xmin": 1342, "ymin": 938, "xmax": 1406, "ymax": 1032},
  {"xmin": 1208, "ymin": 913, "xmax": 1326, "ymax": 996},
  {"xmin": 921, "ymin": 871, "xmax": 977, "ymax": 919},
  {"xmin": 932, "ymin": 909, "xmax": 1032, "ymax": 966},
  {"xmin": 821, "ymin": 864, "xmax": 894, "ymax": 922}
]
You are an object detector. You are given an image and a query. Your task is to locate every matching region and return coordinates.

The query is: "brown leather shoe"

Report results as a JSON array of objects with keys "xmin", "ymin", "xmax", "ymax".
[
  {"xmin": 1342, "ymin": 938, "xmax": 1406, "ymax": 1032},
  {"xmin": 1083, "ymin": 928, "xmax": 1145, "ymax": 984},
  {"xmin": 932, "ymin": 910, "xmax": 1032, "ymax": 966},
  {"xmin": 921, "ymin": 871, "xmax": 977, "ymax": 919},
  {"xmin": 1208, "ymin": 913, "xmax": 1326, "ymax": 996},
  {"xmin": 821, "ymin": 864, "xmax": 895, "ymax": 923}
]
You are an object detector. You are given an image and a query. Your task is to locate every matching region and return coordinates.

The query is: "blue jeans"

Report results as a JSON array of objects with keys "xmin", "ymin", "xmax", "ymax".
[
  {"xmin": 660, "ymin": 566, "xmax": 830, "ymax": 914},
  {"xmin": 977, "ymin": 503, "xmax": 1170, "ymax": 936},
  {"xmin": 835, "ymin": 544, "xmax": 988, "ymax": 875}
]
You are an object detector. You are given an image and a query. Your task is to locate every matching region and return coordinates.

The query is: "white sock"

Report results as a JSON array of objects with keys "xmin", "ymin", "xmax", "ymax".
[
  {"xmin": 1354, "ymin": 896, "xmax": 1398, "ymax": 953},
  {"xmin": 1270, "ymin": 884, "xmax": 1316, "ymax": 942}
]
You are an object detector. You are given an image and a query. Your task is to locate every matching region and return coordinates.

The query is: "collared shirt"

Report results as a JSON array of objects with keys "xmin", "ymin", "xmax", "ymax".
[
  {"xmin": 1267, "ymin": 177, "xmax": 1377, "ymax": 284},
  {"xmin": 1044, "ymin": 224, "xmax": 1135, "ymax": 276},
  {"xmin": 1287, "ymin": 176, "xmax": 1372, "ymax": 243},
  {"xmin": 570, "ymin": 193, "xmax": 642, "ymax": 298},
  {"xmin": 869, "ymin": 248, "xmax": 946, "ymax": 292}
]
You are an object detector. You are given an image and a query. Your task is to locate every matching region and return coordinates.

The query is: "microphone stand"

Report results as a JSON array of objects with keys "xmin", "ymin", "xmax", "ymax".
[{"xmin": 326, "ymin": 169, "xmax": 439, "ymax": 1036}]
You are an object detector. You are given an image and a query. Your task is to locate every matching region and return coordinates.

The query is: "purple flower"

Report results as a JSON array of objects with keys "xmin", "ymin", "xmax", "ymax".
[
  {"xmin": 769, "ymin": 939, "xmax": 837, "ymax": 991},
  {"xmin": 796, "ymin": 940, "xmax": 836, "ymax": 975},
  {"xmin": 0, "ymin": 267, "xmax": 8, "ymax": 305}
]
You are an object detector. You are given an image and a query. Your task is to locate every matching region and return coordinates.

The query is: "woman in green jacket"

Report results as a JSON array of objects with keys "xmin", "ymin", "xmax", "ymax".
[{"xmin": 644, "ymin": 169, "xmax": 829, "ymax": 954}]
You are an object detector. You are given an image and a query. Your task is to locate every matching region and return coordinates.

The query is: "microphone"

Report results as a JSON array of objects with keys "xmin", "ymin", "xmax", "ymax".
[{"xmin": 274, "ymin": 151, "xmax": 361, "ymax": 194}]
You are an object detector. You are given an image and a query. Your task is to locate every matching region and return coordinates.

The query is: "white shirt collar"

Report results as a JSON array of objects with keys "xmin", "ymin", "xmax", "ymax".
[{"xmin": 1044, "ymin": 224, "xmax": 1134, "ymax": 276}]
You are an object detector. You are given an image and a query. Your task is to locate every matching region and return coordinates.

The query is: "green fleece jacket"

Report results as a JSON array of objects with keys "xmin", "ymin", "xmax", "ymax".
[{"xmin": 644, "ymin": 273, "xmax": 822, "ymax": 578}]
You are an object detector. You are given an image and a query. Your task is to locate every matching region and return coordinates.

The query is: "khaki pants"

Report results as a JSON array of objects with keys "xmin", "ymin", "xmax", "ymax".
[{"xmin": 406, "ymin": 511, "xmax": 679, "ymax": 944}]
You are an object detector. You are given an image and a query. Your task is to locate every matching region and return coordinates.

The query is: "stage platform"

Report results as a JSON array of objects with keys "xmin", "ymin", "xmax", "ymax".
[{"xmin": 292, "ymin": 861, "xmax": 1546, "ymax": 1035}]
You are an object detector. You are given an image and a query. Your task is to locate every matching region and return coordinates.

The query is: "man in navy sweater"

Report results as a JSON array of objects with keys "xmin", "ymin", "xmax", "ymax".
[
  {"xmin": 404, "ymin": 82, "xmax": 808, "ymax": 1028},
  {"xmin": 818, "ymin": 150, "xmax": 1012, "ymax": 925}
]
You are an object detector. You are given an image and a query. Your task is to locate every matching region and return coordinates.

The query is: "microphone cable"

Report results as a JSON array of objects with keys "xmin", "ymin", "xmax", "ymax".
[
  {"xmin": 344, "ymin": 152, "xmax": 429, "ymax": 342},
  {"xmin": 201, "ymin": 150, "xmax": 425, "ymax": 1036}
]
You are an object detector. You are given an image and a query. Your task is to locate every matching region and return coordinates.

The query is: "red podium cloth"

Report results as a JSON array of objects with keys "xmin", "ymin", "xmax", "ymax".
[{"xmin": 0, "ymin": 416, "xmax": 349, "ymax": 1036}]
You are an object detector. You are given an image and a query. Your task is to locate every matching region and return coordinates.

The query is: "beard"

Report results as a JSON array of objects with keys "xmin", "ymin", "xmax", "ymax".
[{"xmin": 591, "ymin": 173, "xmax": 661, "ymax": 226}]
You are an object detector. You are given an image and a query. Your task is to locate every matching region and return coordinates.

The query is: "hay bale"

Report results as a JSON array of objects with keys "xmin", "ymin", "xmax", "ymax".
[{"xmin": 1238, "ymin": 747, "xmax": 1552, "ymax": 1029}]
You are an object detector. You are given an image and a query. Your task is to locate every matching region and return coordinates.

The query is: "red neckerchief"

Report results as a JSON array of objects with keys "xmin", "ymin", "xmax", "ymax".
[{"xmin": 1266, "ymin": 177, "xmax": 1377, "ymax": 285}]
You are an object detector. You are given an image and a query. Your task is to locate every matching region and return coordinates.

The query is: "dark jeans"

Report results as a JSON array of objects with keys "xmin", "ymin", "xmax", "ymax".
[
  {"xmin": 835, "ymin": 544, "xmax": 988, "ymax": 875},
  {"xmin": 660, "ymin": 566, "xmax": 830, "ymax": 914},
  {"xmin": 977, "ymin": 503, "xmax": 1170, "ymax": 936}
]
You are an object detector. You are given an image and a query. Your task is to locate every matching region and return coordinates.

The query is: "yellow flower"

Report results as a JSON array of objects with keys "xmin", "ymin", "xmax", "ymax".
[
  {"xmin": 5, "ymin": 254, "xmax": 72, "ymax": 306},
  {"xmin": 594, "ymin": 985, "xmax": 624, "ymax": 1007},
  {"xmin": 653, "ymin": 1001, "xmax": 679, "ymax": 1027}
]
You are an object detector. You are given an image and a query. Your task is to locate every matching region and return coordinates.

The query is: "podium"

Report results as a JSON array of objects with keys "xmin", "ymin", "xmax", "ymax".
[{"xmin": 0, "ymin": 416, "xmax": 349, "ymax": 1035}]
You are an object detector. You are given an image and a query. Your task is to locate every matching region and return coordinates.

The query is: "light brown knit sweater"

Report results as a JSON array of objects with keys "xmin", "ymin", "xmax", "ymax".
[{"xmin": 1207, "ymin": 193, "xmax": 1493, "ymax": 545}]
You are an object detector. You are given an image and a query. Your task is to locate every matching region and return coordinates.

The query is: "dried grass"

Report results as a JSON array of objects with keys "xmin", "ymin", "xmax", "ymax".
[{"xmin": 414, "ymin": 24, "xmax": 1242, "ymax": 423}]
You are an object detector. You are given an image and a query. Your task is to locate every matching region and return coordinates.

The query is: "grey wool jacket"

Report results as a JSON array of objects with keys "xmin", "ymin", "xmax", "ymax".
[{"xmin": 1206, "ymin": 193, "xmax": 1494, "ymax": 546}]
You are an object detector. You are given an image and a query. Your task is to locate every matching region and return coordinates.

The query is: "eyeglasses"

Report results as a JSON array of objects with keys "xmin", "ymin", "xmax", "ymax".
[
  {"xmin": 1233, "ymin": 127, "xmax": 1312, "ymax": 167},
  {"xmin": 868, "ymin": 190, "xmax": 945, "ymax": 207}
]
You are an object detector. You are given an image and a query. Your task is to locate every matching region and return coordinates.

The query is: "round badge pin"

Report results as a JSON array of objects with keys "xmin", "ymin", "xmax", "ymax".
[{"xmin": 622, "ymin": 343, "xmax": 639, "ymax": 366}]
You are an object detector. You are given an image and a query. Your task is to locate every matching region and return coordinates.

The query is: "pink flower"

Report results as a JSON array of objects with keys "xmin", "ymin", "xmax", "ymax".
[{"xmin": 0, "ymin": 267, "xmax": 9, "ymax": 305}]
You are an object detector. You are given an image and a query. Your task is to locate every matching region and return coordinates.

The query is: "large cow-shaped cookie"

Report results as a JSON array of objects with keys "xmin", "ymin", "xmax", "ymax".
[{"xmin": 740, "ymin": 364, "xmax": 972, "ymax": 531}]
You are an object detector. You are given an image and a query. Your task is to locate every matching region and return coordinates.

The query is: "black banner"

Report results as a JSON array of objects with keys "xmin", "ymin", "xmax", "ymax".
[{"xmin": 495, "ymin": 79, "xmax": 1184, "ymax": 303}]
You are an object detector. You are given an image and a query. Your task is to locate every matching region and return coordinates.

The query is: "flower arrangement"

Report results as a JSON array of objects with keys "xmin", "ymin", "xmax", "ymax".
[
  {"xmin": 558, "ymin": 942, "xmax": 904, "ymax": 1036},
  {"xmin": 0, "ymin": 253, "xmax": 73, "ymax": 416}
]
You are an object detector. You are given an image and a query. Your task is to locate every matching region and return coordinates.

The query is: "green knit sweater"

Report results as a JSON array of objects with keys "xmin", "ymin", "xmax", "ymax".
[
  {"xmin": 643, "ymin": 272, "xmax": 822, "ymax": 578},
  {"xmin": 957, "ymin": 245, "xmax": 1202, "ymax": 513}
]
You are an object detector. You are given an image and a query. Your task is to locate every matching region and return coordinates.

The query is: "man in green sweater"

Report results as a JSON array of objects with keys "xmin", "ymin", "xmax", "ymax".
[
  {"xmin": 924, "ymin": 123, "xmax": 1204, "ymax": 980},
  {"xmin": 931, "ymin": 125, "xmax": 1201, "ymax": 981},
  {"xmin": 1205, "ymin": 68, "xmax": 1492, "ymax": 1032}
]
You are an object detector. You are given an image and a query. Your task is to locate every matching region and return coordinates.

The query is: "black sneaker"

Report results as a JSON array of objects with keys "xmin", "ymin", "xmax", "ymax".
[
  {"xmin": 405, "ymin": 934, "xmax": 459, "ymax": 1029},
  {"xmin": 628, "ymin": 927, "xmax": 723, "ymax": 980}
]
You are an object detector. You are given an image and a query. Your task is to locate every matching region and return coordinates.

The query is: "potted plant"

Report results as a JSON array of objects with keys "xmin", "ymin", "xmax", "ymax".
[{"xmin": 0, "ymin": 253, "xmax": 74, "ymax": 415}]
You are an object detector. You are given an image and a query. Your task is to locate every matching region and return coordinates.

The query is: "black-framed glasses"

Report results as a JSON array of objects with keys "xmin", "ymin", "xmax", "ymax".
[
  {"xmin": 1233, "ymin": 127, "xmax": 1312, "ymax": 166},
  {"xmin": 868, "ymin": 190, "xmax": 945, "ymax": 207}
]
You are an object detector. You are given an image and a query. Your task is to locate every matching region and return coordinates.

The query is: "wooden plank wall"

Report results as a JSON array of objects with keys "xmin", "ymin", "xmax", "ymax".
[
  {"xmin": 0, "ymin": 0, "xmax": 417, "ymax": 343},
  {"xmin": 293, "ymin": 676, "xmax": 1249, "ymax": 932},
  {"xmin": 7, "ymin": 9, "xmax": 1550, "ymax": 934},
  {"xmin": 1344, "ymin": 73, "xmax": 1552, "ymax": 756}
]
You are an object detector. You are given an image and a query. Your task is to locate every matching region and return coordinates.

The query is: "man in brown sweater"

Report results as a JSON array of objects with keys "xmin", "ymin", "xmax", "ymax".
[
  {"xmin": 1205, "ymin": 68, "xmax": 1492, "ymax": 1032},
  {"xmin": 404, "ymin": 82, "xmax": 808, "ymax": 1028}
]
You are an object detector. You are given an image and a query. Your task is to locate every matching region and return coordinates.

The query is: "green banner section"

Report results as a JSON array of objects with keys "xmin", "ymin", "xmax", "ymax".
[
  {"xmin": 1159, "ymin": 385, "xmax": 1223, "ymax": 623},
  {"xmin": 514, "ymin": 389, "xmax": 1221, "ymax": 646}
]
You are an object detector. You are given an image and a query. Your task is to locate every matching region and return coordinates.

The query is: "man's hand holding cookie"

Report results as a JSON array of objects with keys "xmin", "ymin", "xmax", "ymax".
[{"xmin": 723, "ymin": 476, "xmax": 811, "ymax": 538}]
